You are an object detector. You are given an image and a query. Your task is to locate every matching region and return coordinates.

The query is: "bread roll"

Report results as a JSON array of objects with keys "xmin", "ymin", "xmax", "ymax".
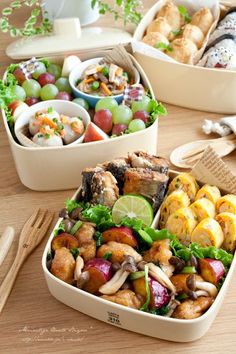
[
  {"xmin": 182, "ymin": 24, "xmax": 205, "ymax": 48},
  {"xmin": 142, "ymin": 32, "xmax": 169, "ymax": 49},
  {"xmin": 167, "ymin": 38, "xmax": 198, "ymax": 64},
  {"xmin": 147, "ymin": 17, "xmax": 172, "ymax": 38},
  {"xmin": 157, "ymin": 0, "xmax": 181, "ymax": 31},
  {"xmin": 191, "ymin": 8, "xmax": 214, "ymax": 35}
]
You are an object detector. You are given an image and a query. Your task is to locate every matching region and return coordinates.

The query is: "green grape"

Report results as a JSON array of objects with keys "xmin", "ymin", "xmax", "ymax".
[
  {"xmin": 55, "ymin": 77, "xmax": 72, "ymax": 94},
  {"xmin": 95, "ymin": 97, "xmax": 118, "ymax": 113},
  {"xmin": 47, "ymin": 64, "xmax": 62, "ymax": 80},
  {"xmin": 128, "ymin": 119, "xmax": 146, "ymax": 132},
  {"xmin": 112, "ymin": 105, "xmax": 133, "ymax": 125},
  {"xmin": 73, "ymin": 98, "xmax": 89, "ymax": 111},
  {"xmin": 22, "ymin": 79, "xmax": 41, "ymax": 98},
  {"xmin": 40, "ymin": 84, "xmax": 59, "ymax": 101},
  {"xmin": 11, "ymin": 85, "xmax": 26, "ymax": 101},
  {"xmin": 32, "ymin": 62, "xmax": 47, "ymax": 79},
  {"xmin": 131, "ymin": 96, "xmax": 153, "ymax": 114}
]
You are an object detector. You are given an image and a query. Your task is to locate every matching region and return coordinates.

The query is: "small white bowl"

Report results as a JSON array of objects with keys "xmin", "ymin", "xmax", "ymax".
[
  {"xmin": 69, "ymin": 57, "xmax": 140, "ymax": 107},
  {"xmin": 14, "ymin": 100, "xmax": 91, "ymax": 148}
]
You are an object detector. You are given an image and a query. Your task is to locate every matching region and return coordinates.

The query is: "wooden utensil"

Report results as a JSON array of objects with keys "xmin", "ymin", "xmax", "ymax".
[
  {"xmin": 0, "ymin": 209, "xmax": 54, "ymax": 314},
  {"xmin": 170, "ymin": 135, "xmax": 236, "ymax": 168},
  {"xmin": 0, "ymin": 227, "xmax": 15, "ymax": 267}
]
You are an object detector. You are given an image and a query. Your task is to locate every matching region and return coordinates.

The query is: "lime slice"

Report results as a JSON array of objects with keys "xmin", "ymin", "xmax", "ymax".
[{"xmin": 112, "ymin": 195, "xmax": 154, "ymax": 226}]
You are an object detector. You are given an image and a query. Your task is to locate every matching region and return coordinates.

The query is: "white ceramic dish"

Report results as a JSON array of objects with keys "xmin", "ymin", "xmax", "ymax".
[
  {"xmin": 42, "ymin": 171, "xmax": 236, "ymax": 342},
  {"xmin": 132, "ymin": 0, "xmax": 236, "ymax": 114},
  {"xmin": 1, "ymin": 52, "xmax": 158, "ymax": 191},
  {"xmin": 14, "ymin": 100, "xmax": 90, "ymax": 147},
  {"xmin": 69, "ymin": 57, "xmax": 140, "ymax": 107}
]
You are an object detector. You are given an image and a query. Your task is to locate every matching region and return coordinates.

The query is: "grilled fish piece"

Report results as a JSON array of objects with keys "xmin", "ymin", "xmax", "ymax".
[
  {"xmin": 128, "ymin": 151, "xmax": 169, "ymax": 175},
  {"xmin": 81, "ymin": 166, "xmax": 104, "ymax": 202},
  {"xmin": 102, "ymin": 157, "xmax": 131, "ymax": 193},
  {"xmin": 123, "ymin": 168, "xmax": 169, "ymax": 212},
  {"xmin": 91, "ymin": 171, "xmax": 119, "ymax": 208}
]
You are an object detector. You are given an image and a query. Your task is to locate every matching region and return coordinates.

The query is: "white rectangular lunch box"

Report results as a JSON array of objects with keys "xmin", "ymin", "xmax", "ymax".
[
  {"xmin": 132, "ymin": 0, "xmax": 236, "ymax": 114},
  {"xmin": 42, "ymin": 171, "xmax": 236, "ymax": 342},
  {"xmin": 1, "ymin": 51, "xmax": 158, "ymax": 191}
]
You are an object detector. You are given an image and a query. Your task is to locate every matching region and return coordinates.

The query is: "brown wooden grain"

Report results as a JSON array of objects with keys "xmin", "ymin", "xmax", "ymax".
[{"xmin": 0, "ymin": 1, "xmax": 236, "ymax": 353}]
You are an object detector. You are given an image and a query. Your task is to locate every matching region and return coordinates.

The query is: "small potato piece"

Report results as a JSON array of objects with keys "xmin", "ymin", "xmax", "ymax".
[
  {"xmin": 102, "ymin": 227, "xmax": 138, "ymax": 248},
  {"xmin": 199, "ymin": 258, "xmax": 225, "ymax": 285},
  {"xmin": 172, "ymin": 296, "xmax": 214, "ymax": 319},
  {"xmin": 51, "ymin": 247, "xmax": 75, "ymax": 284},
  {"xmin": 101, "ymin": 289, "xmax": 142, "ymax": 309},
  {"xmin": 75, "ymin": 223, "xmax": 95, "ymax": 244},
  {"xmin": 170, "ymin": 274, "xmax": 203, "ymax": 294},
  {"xmin": 97, "ymin": 241, "xmax": 142, "ymax": 264},
  {"xmin": 51, "ymin": 233, "xmax": 79, "ymax": 251}
]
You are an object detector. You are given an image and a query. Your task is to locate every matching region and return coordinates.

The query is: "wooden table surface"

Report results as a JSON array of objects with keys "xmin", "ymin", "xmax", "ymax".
[{"xmin": 0, "ymin": 1, "xmax": 236, "ymax": 353}]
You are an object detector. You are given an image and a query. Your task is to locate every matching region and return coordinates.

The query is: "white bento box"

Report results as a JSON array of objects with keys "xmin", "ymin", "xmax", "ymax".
[
  {"xmin": 42, "ymin": 170, "xmax": 236, "ymax": 342},
  {"xmin": 1, "ymin": 51, "xmax": 158, "ymax": 191},
  {"xmin": 132, "ymin": 0, "xmax": 236, "ymax": 114}
]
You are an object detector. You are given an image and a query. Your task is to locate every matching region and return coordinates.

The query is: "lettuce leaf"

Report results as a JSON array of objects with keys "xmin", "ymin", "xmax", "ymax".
[{"xmin": 82, "ymin": 204, "xmax": 115, "ymax": 231}]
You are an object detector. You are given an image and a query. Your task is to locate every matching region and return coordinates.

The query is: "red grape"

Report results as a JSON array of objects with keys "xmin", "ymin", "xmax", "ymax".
[
  {"xmin": 112, "ymin": 124, "xmax": 128, "ymax": 136},
  {"xmin": 38, "ymin": 72, "xmax": 55, "ymax": 87},
  {"xmin": 25, "ymin": 97, "xmax": 40, "ymax": 106},
  {"xmin": 55, "ymin": 91, "xmax": 72, "ymax": 101},
  {"xmin": 94, "ymin": 109, "xmax": 113, "ymax": 134},
  {"xmin": 133, "ymin": 110, "xmax": 149, "ymax": 123},
  {"xmin": 13, "ymin": 67, "xmax": 31, "ymax": 85}
]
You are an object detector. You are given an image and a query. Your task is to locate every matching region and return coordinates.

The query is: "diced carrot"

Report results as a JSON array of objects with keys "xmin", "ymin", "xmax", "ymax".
[
  {"xmin": 100, "ymin": 82, "xmax": 112, "ymax": 96},
  {"xmin": 117, "ymin": 84, "xmax": 125, "ymax": 91},
  {"xmin": 42, "ymin": 117, "xmax": 57, "ymax": 129},
  {"xmin": 84, "ymin": 77, "xmax": 95, "ymax": 84}
]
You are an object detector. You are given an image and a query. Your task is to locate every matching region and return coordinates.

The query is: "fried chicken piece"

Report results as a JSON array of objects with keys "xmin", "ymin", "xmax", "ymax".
[
  {"xmin": 51, "ymin": 247, "xmax": 75, "ymax": 284},
  {"xmin": 128, "ymin": 151, "xmax": 169, "ymax": 175},
  {"xmin": 101, "ymin": 290, "xmax": 142, "ymax": 309},
  {"xmin": 172, "ymin": 297, "xmax": 214, "ymax": 319},
  {"xmin": 91, "ymin": 171, "xmax": 119, "ymax": 209},
  {"xmin": 97, "ymin": 241, "xmax": 142, "ymax": 264},
  {"xmin": 75, "ymin": 223, "xmax": 96, "ymax": 262},
  {"xmin": 75, "ymin": 223, "xmax": 95, "ymax": 244},
  {"xmin": 143, "ymin": 239, "xmax": 174, "ymax": 277},
  {"xmin": 123, "ymin": 168, "xmax": 169, "ymax": 212}
]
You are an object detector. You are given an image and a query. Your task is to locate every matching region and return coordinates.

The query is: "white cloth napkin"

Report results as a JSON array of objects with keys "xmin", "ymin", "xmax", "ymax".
[{"xmin": 202, "ymin": 116, "xmax": 236, "ymax": 136}]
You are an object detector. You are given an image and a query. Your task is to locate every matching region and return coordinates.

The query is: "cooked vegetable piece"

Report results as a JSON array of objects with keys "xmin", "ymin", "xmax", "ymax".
[
  {"xmin": 168, "ymin": 173, "xmax": 199, "ymax": 202},
  {"xmin": 97, "ymin": 241, "xmax": 142, "ymax": 264},
  {"xmin": 191, "ymin": 218, "xmax": 224, "ymax": 248},
  {"xmin": 199, "ymin": 258, "xmax": 225, "ymax": 285},
  {"xmin": 101, "ymin": 289, "xmax": 142, "ymax": 309},
  {"xmin": 195, "ymin": 184, "xmax": 221, "ymax": 204},
  {"xmin": 83, "ymin": 258, "xmax": 113, "ymax": 294},
  {"xmin": 170, "ymin": 274, "xmax": 203, "ymax": 294},
  {"xmin": 51, "ymin": 233, "xmax": 79, "ymax": 251},
  {"xmin": 172, "ymin": 296, "xmax": 214, "ymax": 319},
  {"xmin": 51, "ymin": 247, "xmax": 75, "ymax": 284},
  {"xmin": 216, "ymin": 195, "xmax": 236, "ymax": 215},
  {"xmin": 159, "ymin": 190, "xmax": 190, "ymax": 229},
  {"xmin": 102, "ymin": 227, "xmax": 138, "ymax": 247},
  {"xmin": 166, "ymin": 207, "xmax": 198, "ymax": 246},
  {"xmin": 190, "ymin": 198, "xmax": 215, "ymax": 222},
  {"xmin": 215, "ymin": 212, "xmax": 236, "ymax": 252}
]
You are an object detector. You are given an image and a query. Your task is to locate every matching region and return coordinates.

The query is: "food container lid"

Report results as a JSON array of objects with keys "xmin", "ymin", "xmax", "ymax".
[{"xmin": 6, "ymin": 18, "xmax": 133, "ymax": 59}]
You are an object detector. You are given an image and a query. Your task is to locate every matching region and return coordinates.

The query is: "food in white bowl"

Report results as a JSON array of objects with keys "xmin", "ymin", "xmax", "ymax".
[
  {"xmin": 14, "ymin": 100, "xmax": 90, "ymax": 147},
  {"xmin": 44, "ymin": 157, "xmax": 235, "ymax": 331}
]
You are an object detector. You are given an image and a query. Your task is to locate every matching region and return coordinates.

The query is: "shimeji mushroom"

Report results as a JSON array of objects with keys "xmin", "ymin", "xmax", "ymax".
[
  {"xmin": 187, "ymin": 274, "xmax": 218, "ymax": 298},
  {"xmin": 138, "ymin": 261, "xmax": 176, "ymax": 294},
  {"xmin": 99, "ymin": 256, "xmax": 137, "ymax": 295},
  {"xmin": 74, "ymin": 255, "xmax": 84, "ymax": 280}
]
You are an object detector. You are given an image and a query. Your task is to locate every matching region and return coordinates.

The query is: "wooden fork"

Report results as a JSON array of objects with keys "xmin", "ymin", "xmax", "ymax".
[{"xmin": 0, "ymin": 209, "xmax": 54, "ymax": 314}]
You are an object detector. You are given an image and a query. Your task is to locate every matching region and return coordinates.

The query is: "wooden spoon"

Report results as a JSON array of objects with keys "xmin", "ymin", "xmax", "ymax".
[{"xmin": 170, "ymin": 136, "xmax": 236, "ymax": 168}]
